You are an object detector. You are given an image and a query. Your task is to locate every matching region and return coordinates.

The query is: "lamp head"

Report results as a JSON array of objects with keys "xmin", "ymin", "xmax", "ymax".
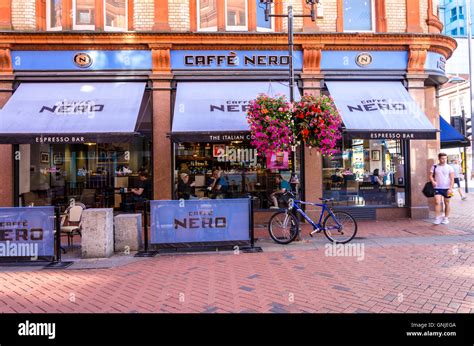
[{"xmin": 448, "ymin": 76, "xmax": 466, "ymax": 84}]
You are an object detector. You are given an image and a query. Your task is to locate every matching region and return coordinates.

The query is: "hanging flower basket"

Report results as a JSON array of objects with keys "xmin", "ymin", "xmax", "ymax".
[
  {"xmin": 246, "ymin": 94, "xmax": 295, "ymax": 156},
  {"xmin": 293, "ymin": 94, "xmax": 343, "ymax": 156}
]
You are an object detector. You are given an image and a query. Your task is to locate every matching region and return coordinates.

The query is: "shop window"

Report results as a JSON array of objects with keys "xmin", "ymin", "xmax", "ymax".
[
  {"xmin": 343, "ymin": 0, "xmax": 374, "ymax": 32},
  {"xmin": 173, "ymin": 141, "xmax": 301, "ymax": 210},
  {"xmin": 323, "ymin": 137, "xmax": 406, "ymax": 207},
  {"xmin": 73, "ymin": 0, "xmax": 96, "ymax": 29},
  {"xmin": 19, "ymin": 139, "xmax": 152, "ymax": 211},
  {"xmin": 198, "ymin": 0, "xmax": 218, "ymax": 31},
  {"xmin": 46, "ymin": 0, "xmax": 63, "ymax": 31},
  {"xmin": 226, "ymin": 0, "xmax": 247, "ymax": 31},
  {"xmin": 105, "ymin": 0, "xmax": 127, "ymax": 31}
]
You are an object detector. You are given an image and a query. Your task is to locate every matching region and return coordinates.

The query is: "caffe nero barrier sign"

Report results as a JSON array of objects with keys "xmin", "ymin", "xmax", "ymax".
[
  {"xmin": 150, "ymin": 199, "xmax": 251, "ymax": 246},
  {"xmin": 0, "ymin": 207, "xmax": 55, "ymax": 259},
  {"xmin": 171, "ymin": 50, "xmax": 303, "ymax": 70}
]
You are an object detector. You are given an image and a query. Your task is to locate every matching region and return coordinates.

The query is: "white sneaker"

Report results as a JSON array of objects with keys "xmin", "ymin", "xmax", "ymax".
[
  {"xmin": 433, "ymin": 217, "xmax": 442, "ymax": 225},
  {"xmin": 441, "ymin": 217, "xmax": 449, "ymax": 225},
  {"xmin": 270, "ymin": 206, "xmax": 279, "ymax": 209}
]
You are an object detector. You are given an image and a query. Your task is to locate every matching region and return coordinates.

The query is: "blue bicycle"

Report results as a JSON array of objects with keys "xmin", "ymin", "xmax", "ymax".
[{"xmin": 268, "ymin": 191, "xmax": 358, "ymax": 244}]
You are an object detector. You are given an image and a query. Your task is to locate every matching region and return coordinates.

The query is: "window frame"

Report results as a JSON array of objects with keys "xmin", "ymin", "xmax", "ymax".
[
  {"xmin": 225, "ymin": 0, "xmax": 248, "ymax": 32},
  {"xmin": 46, "ymin": 0, "xmax": 63, "ymax": 31},
  {"xmin": 72, "ymin": 0, "xmax": 96, "ymax": 30},
  {"xmin": 342, "ymin": 0, "xmax": 376, "ymax": 33},
  {"xmin": 197, "ymin": 0, "xmax": 218, "ymax": 32},
  {"xmin": 255, "ymin": 0, "xmax": 274, "ymax": 32},
  {"xmin": 103, "ymin": 0, "xmax": 128, "ymax": 32}
]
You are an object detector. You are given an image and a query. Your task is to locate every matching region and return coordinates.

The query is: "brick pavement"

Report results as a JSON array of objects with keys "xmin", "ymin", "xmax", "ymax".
[{"xmin": 0, "ymin": 192, "xmax": 473, "ymax": 313}]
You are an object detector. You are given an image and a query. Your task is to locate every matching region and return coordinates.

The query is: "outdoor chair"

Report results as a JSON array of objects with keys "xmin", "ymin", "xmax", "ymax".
[{"xmin": 60, "ymin": 205, "xmax": 84, "ymax": 249}]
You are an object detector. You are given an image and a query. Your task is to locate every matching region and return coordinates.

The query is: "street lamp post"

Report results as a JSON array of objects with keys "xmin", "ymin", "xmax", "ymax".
[
  {"xmin": 466, "ymin": 0, "xmax": 473, "ymax": 188},
  {"xmin": 449, "ymin": 75, "xmax": 470, "ymax": 193},
  {"xmin": 259, "ymin": 0, "xmax": 319, "ymax": 177}
]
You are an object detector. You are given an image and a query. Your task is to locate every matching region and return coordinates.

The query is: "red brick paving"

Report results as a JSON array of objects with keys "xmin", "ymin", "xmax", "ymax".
[
  {"xmin": 1, "ymin": 193, "xmax": 473, "ymax": 313},
  {"xmin": 1, "ymin": 240, "xmax": 473, "ymax": 313}
]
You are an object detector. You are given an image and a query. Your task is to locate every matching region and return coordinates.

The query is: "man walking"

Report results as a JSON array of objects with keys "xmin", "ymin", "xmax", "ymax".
[
  {"xmin": 450, "ymin": 159, "xmax": 467, "ymax": 200},
  {"xmin": 430, "ymin": 153, "xmax": 455, "ymax": 225}
]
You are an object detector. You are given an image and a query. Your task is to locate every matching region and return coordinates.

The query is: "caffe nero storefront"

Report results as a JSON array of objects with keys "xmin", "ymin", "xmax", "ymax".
[
  {"xmin": 0, "ymin": 47, "xmax": 452, "ymax": 219},
  {"xmin": 0, "ymin": 50, "xmax": 153, "ymax": 210},
  {"xmin": 168, "ymin": 49, "xmax": 449, "ymax": 220}
]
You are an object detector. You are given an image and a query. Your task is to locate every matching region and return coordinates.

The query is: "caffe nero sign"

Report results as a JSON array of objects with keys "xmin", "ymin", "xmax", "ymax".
[
  {"xmin": 346, "ymin": 99, "xmax": 407, "ymax": 113},
  {"xmin": 40, "ymin": 100, "xmax": 104, "ymax": 115},
  {"xmin": 171, "ymin": 50, "xmax": 303, "ymax": 70}
]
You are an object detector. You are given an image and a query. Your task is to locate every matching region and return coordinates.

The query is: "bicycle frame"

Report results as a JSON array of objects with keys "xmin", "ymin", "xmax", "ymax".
[{"xmin": 288, "ymin": 199, "xmax": 341, "ymax": 231}]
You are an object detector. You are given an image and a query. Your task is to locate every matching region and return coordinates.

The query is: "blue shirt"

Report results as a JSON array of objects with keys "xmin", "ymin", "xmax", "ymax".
[{"xmin": 280, "ymin": 180, "xmax": 291, "ymax": 191}]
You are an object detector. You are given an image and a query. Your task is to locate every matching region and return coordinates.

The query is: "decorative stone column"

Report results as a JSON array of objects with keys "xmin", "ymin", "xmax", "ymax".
[
  {"xmin": 114, "ymin": 214, "xmax": 142, "ymax": 252},
  {"xmin": 301, "ymin": 45, "xmax": 324, "ymax": 219},
  {"xmin": 152, "ymin": 0, "xmax": 170, "ymax": 30},
  {"xmin": 81, "ymin": 208, "xmax": 114, "ymax": 258},
  {"xmin": 0, "ymin": 46, "xmax": 14, "ymax": 207},
  {"xmin": 150, "ymin": 44, "xmax": 173, "ymax": 200},
  {"xmin": 406, "ymin": 45, "xmax": 437, "ymax": 219},
  {"xmin": 0, "ymin": 0, "xmax": 12, "ymax": 30}
]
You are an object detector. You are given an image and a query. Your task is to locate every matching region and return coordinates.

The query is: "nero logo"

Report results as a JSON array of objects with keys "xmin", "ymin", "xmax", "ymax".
[
  {"xmin": 347, "ymin": 99, "xmax": 407, "ymax": 112},
  {"xmin": 40, "ymin": 101, "xmax": 104, "ymax": 114},
  {"xmin": 174, "ymin": 217, "xmax": 227, "ymax": 229},
  {"xmin": 210, "ymin": 100, "xmax": 250, "ymax": 113}
]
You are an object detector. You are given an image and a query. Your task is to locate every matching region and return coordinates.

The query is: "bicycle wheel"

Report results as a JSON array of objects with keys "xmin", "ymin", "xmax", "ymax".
[
  {"xmin": 268, "ymin": 210, "xmax": 299, "ymax": 244},
  {"xmin": 323, "ymin": 211, "xmax": 357, "ymax": 244}
]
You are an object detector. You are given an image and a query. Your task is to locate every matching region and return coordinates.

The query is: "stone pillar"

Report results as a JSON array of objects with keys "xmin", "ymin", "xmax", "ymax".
[
  {"xmin": 152, "ymin": 0, "xmax": 170, "ymax": 30},
  {"xmin": 150, "ymin": 45, "xmax": 173, "ymax": 200},
  {"xmin": 301, "ymin": 46, "xmax": 324, "ymax": 219},
  {"xmin": 406, "ymin": 0, "xmax": 422, "ymax": 33},
  {"xmin": 0, "ymin": 46, "xmax": 14, "ymax": 207},
  {"xmin": 114, "ymin": 214, "xmax": 142, "ymax": 252},
  {"xmin": 407, "ymin": 74, "xmax": 437, "ymax": 219},
  {"xmin": 81, "ymin": 208, "xmax": 114, "ymax": 258},
  {"xmin": 302, "ymin": 0, "xmax": 319, "ymax": 32},
  {"xmin": 0, "ymin": 0, "xmax": 12, "ymax": 30}
]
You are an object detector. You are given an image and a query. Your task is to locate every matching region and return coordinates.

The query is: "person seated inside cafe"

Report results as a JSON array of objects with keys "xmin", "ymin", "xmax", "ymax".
[
  {"xmin": 371, "ymin": 169, "xmax": 384, "ymax": 186},
  {"xmin": 207, "ymin": 169, "xmax": 229, "ymax": 199},
  {"xmin": 270, "ymin": 174, "xmax": 291, "ymax": 209},
  {"xmin": 330, "ymin": 169, "xmax": 344, "ymax": 186},
  {"xmin": 130, "ymin": 171, "xmax": 152, "ymax": 203},
  {"xmin": 177, "ymin": 173, "xmax": 196, "ymax": 200}
]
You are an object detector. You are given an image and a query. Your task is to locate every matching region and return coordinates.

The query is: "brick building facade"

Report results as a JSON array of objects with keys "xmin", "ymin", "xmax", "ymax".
[{"xmin": 0, "ymin": 0, "xmax": 457, "ymax": 221}]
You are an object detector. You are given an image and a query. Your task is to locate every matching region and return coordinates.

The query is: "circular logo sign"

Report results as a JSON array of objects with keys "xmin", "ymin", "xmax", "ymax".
[
  {"xmin": 355, "ymin": 52, "xmax": 373, "ymax": 67},
  {"xmin": 73, "ymin": 53, "xmax": 93, "ymax": 68}
]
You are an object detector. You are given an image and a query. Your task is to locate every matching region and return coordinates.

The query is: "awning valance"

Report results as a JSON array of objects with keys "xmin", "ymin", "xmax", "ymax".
[
  {"xmin": 171, "ymin": 81, "xmax": 296, "ymax": 143},
  {"xmin": 326, "ymin": 81, "xmax": 437, "ymax": 140},
  {"xmin": 0, "ymin": 82, "xmax": 146, "ymax": 144}
]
